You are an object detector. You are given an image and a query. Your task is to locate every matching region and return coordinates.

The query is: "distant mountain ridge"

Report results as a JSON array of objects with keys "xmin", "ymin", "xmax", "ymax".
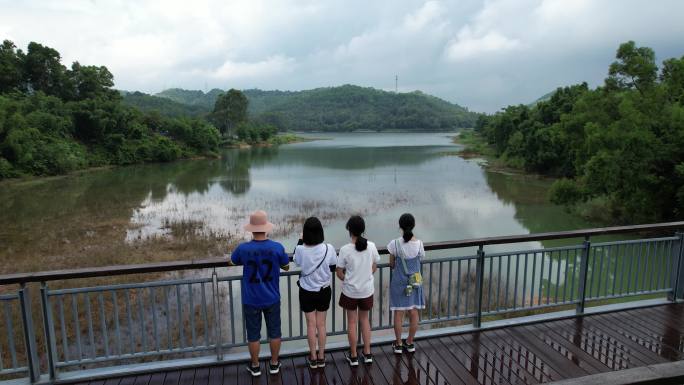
[{"xmin": 138, "ymin": 85, "xmax": 479, "ymax": 132}]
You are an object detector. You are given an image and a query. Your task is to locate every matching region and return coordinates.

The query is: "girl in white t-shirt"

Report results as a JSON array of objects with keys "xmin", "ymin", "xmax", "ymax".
[
  {"xmin": 336, "ymin": 215, "xmax": 379, "ymax": 366},
  {"xmin": 293, "ymin": 217, "xmax": 337, "ymax": 369}
]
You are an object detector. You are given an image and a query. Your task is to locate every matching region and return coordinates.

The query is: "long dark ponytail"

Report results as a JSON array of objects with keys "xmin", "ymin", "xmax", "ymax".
[
  {"xmin": 346, "ymin": 215, "xmax": 368, "ymax": 251},
  {"xmin": 399, "ymin": 213, "xmax": 415, "ymax": 242}
]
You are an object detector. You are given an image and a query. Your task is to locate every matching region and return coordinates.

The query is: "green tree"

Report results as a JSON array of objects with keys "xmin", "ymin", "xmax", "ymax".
[
  {"xmin": 0, "ymin": 40, "xmax": 25, "ymax": 93},
  {"xmin": 607, "ymin": 41, "xmax": 658, "ymax": 94},
  {"xmin": 212, "ymin": 89, "xmax": 248, "ymax": 135},
  {"xmin": 23, "ymin": 42, "xmax": 67, "ymax": 96}
]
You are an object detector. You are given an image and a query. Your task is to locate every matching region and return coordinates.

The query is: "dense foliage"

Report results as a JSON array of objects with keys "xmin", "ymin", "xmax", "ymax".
[
  {"xmin": 211, "ymin": 89, "xmax": 248, "ymax": 134},
  {"xmin": 476, "ymin": 41, "xmax": 684, "ymax": 223},
  {"xmin": 154, "ymin": 85, "xmax": 479, "ymax": 131},
  {"xmin": 0, "ymin": 40, "xmax": 220, "ymax": 179},
  {"xmin": 121, "ymin": 91, "xmax": 208, "ymax": 118}
]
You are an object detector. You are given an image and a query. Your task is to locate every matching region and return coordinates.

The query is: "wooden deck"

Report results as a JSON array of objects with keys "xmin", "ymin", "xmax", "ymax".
[{"xmin": 72, "ymin": 304, "xmax": 684, "ymax": 385}]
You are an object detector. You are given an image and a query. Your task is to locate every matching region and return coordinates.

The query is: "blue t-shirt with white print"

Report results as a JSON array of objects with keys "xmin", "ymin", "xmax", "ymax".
[{"xmin": 231, "ymin": 239, "xmax": 289, "ymax": 307}]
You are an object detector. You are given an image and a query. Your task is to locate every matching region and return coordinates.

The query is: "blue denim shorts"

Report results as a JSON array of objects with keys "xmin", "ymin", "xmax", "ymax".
[{"xmin": 243, "ymin": 302, "xmax": 281, "ymax": 342}]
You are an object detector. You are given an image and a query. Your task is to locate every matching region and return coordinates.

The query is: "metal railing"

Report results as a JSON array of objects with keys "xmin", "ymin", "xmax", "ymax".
[{"xmin": 1, "ymin": 222, "xmax": 683, "ymax": 383}]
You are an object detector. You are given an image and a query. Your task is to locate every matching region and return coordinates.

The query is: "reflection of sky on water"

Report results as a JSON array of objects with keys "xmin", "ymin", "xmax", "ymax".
[{"xmin": 127, "ymin": 133, "xmax": 544, "ymax": 256}]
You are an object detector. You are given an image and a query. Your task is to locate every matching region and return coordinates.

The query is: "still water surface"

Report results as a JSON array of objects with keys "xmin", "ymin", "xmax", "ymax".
[{"xmin": 0, "ymin": 132, "xmax": 597, "ymax": 273}]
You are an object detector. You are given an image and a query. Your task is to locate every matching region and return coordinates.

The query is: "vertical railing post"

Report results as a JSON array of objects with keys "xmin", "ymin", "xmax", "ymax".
[
  {"xmin": 211, "ymin": 269, "xmax": 223, "ymax": 361},
  {"xmin": 669, "ymin": 232, "xmax": 684, "ymax": 302},
  {"xmin": 576, "ymin": 236, "xmax": 591, "ymax": 314},
  {"xmin": 19, "ymin": 284, "xmax": 41, "ymax": 383},
  {"xmin": 40, "ymin": 282, "xmax": 58, "ymax": 380},
  {"xmin": 473, "ymin": 245, "xmax": 485, "ymax": 328}
]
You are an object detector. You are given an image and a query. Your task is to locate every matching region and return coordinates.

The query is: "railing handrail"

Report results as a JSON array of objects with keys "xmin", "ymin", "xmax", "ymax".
[{"xmin": 2, "ymin": 221, "xmax": 683, "ymax": 285}]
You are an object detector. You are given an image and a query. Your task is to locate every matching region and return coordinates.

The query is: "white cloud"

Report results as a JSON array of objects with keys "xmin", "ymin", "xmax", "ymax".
[
  {"xmin": 209, "ymin": 55, "xmax": 296, "ymax": 80},
  {"xmin": 445, "ymin": 27, "xmax": 521, "ymax": 61},
  {"xmin": 1, "ymin": 0, "xmax": 683, "ymax": 112},
  {"xmin": 404, "ymin": 1, "xmax": 447, "ymax": 32}
]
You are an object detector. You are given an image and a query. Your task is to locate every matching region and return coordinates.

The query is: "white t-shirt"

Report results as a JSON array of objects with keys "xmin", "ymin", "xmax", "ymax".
[
  {"xmin": 337, "ymin": 241, "xmax": 380, "ymax": 298},
  {"xmin": 294, "ymin": 243, "xmax": 337, "ymax": 292},
  {"xmin": 387, "ymin": 238, "xmax": 424, "ymax": 260}
]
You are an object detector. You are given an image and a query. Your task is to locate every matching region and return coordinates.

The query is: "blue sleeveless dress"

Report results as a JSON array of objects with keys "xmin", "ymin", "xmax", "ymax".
[{"xmin": 389, "ymin": 239, "xmax": 426, "ymax": 311}]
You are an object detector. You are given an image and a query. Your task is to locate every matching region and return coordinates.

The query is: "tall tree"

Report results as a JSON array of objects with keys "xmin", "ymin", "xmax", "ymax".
[
  {"xmin": 23, "ymin": 42, "xmax": 66, "ymax": 96},
  {"xmin": 0, "ymin": 40, "xmax": 25, "ymax": 93},
  {"xmin": 212, "ymin": 89, "xmax": 248, "ymax": 135},
  {"xmin": 606, "ymin": 41, "xmax": 658, "ymax": 94}
]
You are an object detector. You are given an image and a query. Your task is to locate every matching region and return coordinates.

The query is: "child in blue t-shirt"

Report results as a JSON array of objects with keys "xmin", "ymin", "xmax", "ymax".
[{"xmin": 229, "ymin": 210, "xmax": 290, "ymax": 377}]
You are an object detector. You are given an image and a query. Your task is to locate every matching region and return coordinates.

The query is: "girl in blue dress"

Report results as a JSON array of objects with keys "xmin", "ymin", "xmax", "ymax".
[{"xmin": 388, "ymin": 213, "xmax": 425, "ymax": 354}]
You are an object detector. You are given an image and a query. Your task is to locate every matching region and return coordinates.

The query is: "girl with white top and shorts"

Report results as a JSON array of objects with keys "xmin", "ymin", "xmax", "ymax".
[
  {"xmin": 336, "ymin": 215, "xmax": 380, "ymax": 366},
  {"xmin": 388, "ymin": 213, "xmax": 425, "ymax": 354},
  {"xmin": 293, "ymin": 217, "xmax": 337, "ymax": 369}
]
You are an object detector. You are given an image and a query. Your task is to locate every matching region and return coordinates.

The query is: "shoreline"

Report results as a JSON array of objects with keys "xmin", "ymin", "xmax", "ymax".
[
  {"xmin": 451, "ymin": 130, "xmax": 552, "ymax": 178},
  {"xmin": 0, "ymin": 134, "xmax": 320, "ymax": 187}
]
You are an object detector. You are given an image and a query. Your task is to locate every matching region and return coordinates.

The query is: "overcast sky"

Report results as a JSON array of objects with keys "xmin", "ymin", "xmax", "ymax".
[{"xmin": 2, "ymin": 0, "xmax": 684, "ymax": 112}]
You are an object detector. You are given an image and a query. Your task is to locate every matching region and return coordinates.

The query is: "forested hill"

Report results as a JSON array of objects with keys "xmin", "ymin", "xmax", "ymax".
[
  {"xmin": 148, "ymin": 85, "xmax": 479, "ymax": 131},
  {"xmin": 474, "ymin": 41, "xmax": 684, "ymax": 224}
]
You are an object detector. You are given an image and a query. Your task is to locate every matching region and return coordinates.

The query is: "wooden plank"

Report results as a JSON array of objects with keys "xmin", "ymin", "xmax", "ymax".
[
  {"xmin": 193, "ymin": 367, "xmax": 210, "ymax": 385},
  {"xmin": 330, "ymin": 350, "xmax": 363, "ymax": 385},
  {"xmin": 444, "ymin": 333, "xmax": 504, "ymax": 384},
  {"xmin": 103, "ymin": 378, "xmax": 122, "ymax": 385},
  {"xmin": 479, "ymin": 326, "xmax": 551, "ymax": 383},
  {"xmin": 432, "ymin": 334, "xmax": 488, "ymax": 385},
  {"xmin": 378, "ymin": 343, "xmax": 445, "ymax": 385},
  {"xmin": 132, "ymin": 374, "xmax": 151, "ymax": 385},
  {"xmin": 550, "ymin": 316, "xmax": 641, "ymax": 368},
  {"xmin": 522, "ymin": 323, "xmax": 610, "ymax": 374},
  {"xmin": 278, "ymin": 358, "xmax": 299, "ymax": 385},
  {"xmin": 292, "ymin": 355, "xmax": 314, "ymax": 385},
  {"xmin": 178, "ymin": 369, "xmax": 196, "ymax": 385},
  {"xmin": 550, "ymin": 317, "xmax": 646, "ymax": 367},
  {"xmin": 147, "ymin": 373, "xmax": 166, "ymax": 385},
  {"xmin": 162, "ymin": 371, "xmax": 181, "ymax": 385},
  {"xmin": 118, "ymin": 377, "xmax": 137, "ymax": 385},
  {"xmin": 593, "ymin": 312, "xmax": 681, "ymax": 361},
  {"xmin": 630, "ymin": 306, "xmax": 684, "ymax": 334},
  {"xmin": 488, "ymin": 326, "xmax": 562, "ymax": 382},
  {"xmin": 396, "ymin": 340, "xmax": 452, "ymax": 385},
  {"xmin": 504, "ymin": 326, "xmax": 590, "ymax": 379},
  {"xmin": 616, "ymin": 310, "xmax": 684, "ymax": 354},
  {"xmin": 317, "ymin": 352, "xmax": 345, "ymax": 385},
  {"xmin": 222, "ymin": 365, "xmax": 238, "ymax": 385},
  {"xmin": 392, "ymin": 341, "xmax": 466, "ymax": 385},
  {"xmin": 567, "ymin": 316, "xmax": 663, "ymax": 366},
  {"xmin": 207, "ymin": 366, "xmax": 223, "ymax": 385},
  {"xmin": 533, "ymin": 320, "xmax": 623, "ymax": 372}
]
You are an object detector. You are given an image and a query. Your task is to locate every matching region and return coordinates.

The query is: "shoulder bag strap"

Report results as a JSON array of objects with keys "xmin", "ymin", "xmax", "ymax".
[
  {"xmin": 300, "ymin": 244, "xmax": 328, "ymax": 278},
  {"xmin": 395, "ymin": 239, "xmax": 411, "ymax": 277}
]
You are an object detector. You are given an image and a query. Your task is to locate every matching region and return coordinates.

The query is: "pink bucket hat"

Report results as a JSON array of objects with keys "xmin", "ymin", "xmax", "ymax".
[{"xmin": 243, "ymin": 210, "xmax": 274, "ymax": 233}]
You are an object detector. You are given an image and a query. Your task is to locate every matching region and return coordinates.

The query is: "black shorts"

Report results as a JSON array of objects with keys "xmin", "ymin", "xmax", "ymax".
[{"xmin": 299, "ymin": 286, "xmax": 332, "ymax": 313}]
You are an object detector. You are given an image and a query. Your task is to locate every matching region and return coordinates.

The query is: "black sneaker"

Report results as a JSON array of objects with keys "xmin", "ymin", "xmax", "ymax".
[
  {"xmin": 362, "ymin": 352, "xmax": 373, "ymax": 364},
  {"xmin": 246, "ymin": 363, "xmax": 261, "ymax": 377},
  {"xmin": 403, "ymin": 339, "xmax": 416, "ymax": 353},
  {"xmin": 269, "ymin": 361, "xmax": 281, "ymax": 374},
  {"xmin": 392, "ymin": 342, "xmax": 404, "ymax": 354},
  {"xmin": 345, "ymin": 352, "xmax": 359, "ymax": 367},
  {"xmin": 317, "ymin": 358, "xmax": 326, "ymax": 368},
  {"xmin": 306, "ymin": 356, "xmax": 318, "ymax": 369}
]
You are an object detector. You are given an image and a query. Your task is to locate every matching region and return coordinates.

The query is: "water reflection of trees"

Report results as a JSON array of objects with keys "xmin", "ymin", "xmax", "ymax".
[
  {"xmin": 276, "ymin": 146, "xmax": 447, "ymax": 170},
  {"xmin": 218, "ymin": 147, "xmax": 279, "ymax": 196}
]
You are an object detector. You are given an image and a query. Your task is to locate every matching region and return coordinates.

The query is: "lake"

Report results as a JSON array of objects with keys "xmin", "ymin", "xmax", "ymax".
[{"xmin": 0, "ymin": 132, "xmax": 597, "ymax": 275}]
